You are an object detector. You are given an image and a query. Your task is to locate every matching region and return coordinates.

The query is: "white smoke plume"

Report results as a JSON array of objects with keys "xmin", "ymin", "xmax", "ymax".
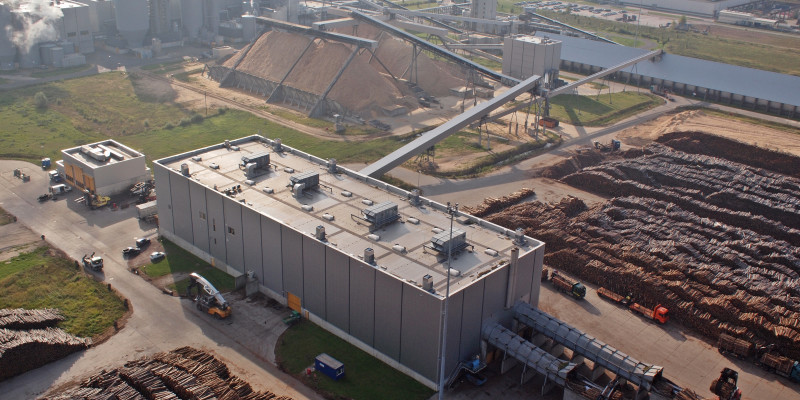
[{"xmin": 3, "ymin": 0, "xmax": 64, "ymax": 54}]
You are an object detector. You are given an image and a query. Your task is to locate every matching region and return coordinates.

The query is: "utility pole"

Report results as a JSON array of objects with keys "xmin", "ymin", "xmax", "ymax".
[{"xmin": 438, "ymin": 202, "xmax": 458, "ymax": 400}]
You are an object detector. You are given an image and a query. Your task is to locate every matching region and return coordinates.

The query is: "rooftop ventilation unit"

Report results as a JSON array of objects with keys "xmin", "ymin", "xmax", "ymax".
[
  {"xmin": 289, "ymin": 171, "xmax": 319, "ymax": 198},
  {"xmin": 328, "ymin": 158, "xmax": 338, "ymax": 174},
  {"xmin": 351, "ymin": 201, "xmax": 400, "ymax": 232},
  {"xmin": 422, "ymin": 274, "xmax": 433, "ymax": 292},
  {"xmin": 425, "ymin": 228, "xmax": 471, "ymax": 256},
  {"xmin": 273, "ymin": 138, "xmax": 282, "ymax": 152},
  {"xmin": 364, "ymin": 248, "xmax": 375, "ymax": 264},
  {"xmin": 514, "ymin": 228, "xmax": 526, "ymax": 246},
  {"xmin": 180, "ymin": 163, "xmax": 190, "ymax": 176},
  {"xmin": 410, "ymin": 189, "xmax": 420, "ymax": 206},
  {"xmin": 81, "ymin": 145, "xmax": 110, "ymax": 162},
  {"xmin": 241, "ymin": 152, "xmax": 271, "ymax": 179},
  {"xmin": 315, "ymin": 225, "xmax": 326, "ymax": 241}
]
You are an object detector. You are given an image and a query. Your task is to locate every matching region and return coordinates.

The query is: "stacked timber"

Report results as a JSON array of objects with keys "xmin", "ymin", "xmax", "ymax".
[
  {"xmin": 41, "ymin": 347, "xmax": 293, "ymax": 400},
  {"xmin": 0, "ymin": 327, "xmax": 89, "ymax": 381},
  {"xmin": 0, "ymin": 309, "xmax": 65, "ymax": 330},
  {"xmin": 475, "ymin": 135, "xmax": 800, "ymax": 359},
  {"xmin": 462, "ymin": 188, "xmax": 536, "ymax": 217}
]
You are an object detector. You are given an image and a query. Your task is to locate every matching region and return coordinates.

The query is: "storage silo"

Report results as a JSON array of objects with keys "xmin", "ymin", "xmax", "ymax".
[
  {"xmin": 181, "ymin": 0, "xmax": 203, "ymax": 38},
  {"xmin": 113, "ymin": 0, "xmax": 149, "ymax": 47},
  {"xmin": 0, "ymin": 6, "xmax": 16, "ymax": 70}
]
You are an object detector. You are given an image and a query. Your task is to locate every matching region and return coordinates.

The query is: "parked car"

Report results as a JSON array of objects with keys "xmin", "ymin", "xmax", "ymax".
[
  {"xmin": 122, "ymin": 247, "xmax": 141, "ymax": 257},
  {"xmin": 150, "ymin": 251, "xmax": 166, "ymax": 262},
  {"xmin": 135, "ymin": 237, "xmax": 151, "ymax": 248}
]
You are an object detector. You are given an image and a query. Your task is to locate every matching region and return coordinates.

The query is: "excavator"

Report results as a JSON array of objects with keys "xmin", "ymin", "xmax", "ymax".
[
  {"xmin": 83, "ymin": 189, "xmax": 110, "ymax": 209},
  {"xmin": 186, "ymin": 272, "xmax": 231, "ymax": 319}
]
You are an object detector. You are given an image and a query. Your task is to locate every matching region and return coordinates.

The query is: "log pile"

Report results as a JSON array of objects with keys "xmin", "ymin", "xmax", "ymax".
[
  {"xmin": 0, "ymin": 308, "xmax": 65, "ymax": 330},
  {"xmin": 462, "ymin": 188, "xmax": 536, "ymax": 218},
  {"xmin": 43, "ymin": 346, "xmax": 294, "ymax": 400},
  {"xmin": 0, "ymin": 327, "xmax": 89, "ymax": 381},
  {"xmin": 473, "ymin": 135, "xmax": 800, "ymax": 359}
]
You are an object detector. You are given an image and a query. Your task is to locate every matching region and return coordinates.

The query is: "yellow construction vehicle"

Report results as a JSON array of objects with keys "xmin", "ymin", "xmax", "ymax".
[
  {"xmin": 186, "ymin": 272, "xmax": 231, "ymax": 319},
  {"xmin": 83, "ymin": 190, "xmax": 110, "ymax": 209}
]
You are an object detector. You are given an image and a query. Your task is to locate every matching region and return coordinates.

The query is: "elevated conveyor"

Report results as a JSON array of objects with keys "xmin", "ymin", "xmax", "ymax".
[
  {"xmin": 482, "ymin": 324, "xmax": 577, "ymax": 387},
  {"xmin": 349, "ymin": 10, "xmax": 519, "ymax": 85},
  {"xmin": 361, "ymin": 74, "xmax": 541, "ymax": 177},
  {"xmin": 514, "ymin": 302, "xmax": 664, "ymax": 390}
]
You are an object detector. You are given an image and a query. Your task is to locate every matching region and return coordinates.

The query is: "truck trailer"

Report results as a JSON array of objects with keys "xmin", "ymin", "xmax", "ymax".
[{"xmin": 550, "ymin": 271, "xmax": 586, "ymax": 299}]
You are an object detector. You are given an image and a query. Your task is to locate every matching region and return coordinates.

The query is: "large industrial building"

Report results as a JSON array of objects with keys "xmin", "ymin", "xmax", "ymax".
[
  {"xmin": 502, "ymin": 35, "xmax": 561, "ymax": 82},
  {"xmin": 153, "ymin": 135, "xmax": 545, "ymax": 388},
  {"xmin": 59, "ymin": 140, "xmax": 151, "ymax": 196}
]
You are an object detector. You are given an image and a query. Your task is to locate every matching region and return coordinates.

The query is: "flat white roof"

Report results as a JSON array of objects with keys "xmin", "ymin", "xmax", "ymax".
[{"xmin": 157, "ymin": 136, "xmax": 543, "ymax": 295}]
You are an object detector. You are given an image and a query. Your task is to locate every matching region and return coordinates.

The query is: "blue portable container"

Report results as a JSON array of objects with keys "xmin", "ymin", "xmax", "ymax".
[
  {"xmin": 41, "ymin": 158, "xmax": 51, "ymax": 168},
  {"xmin": 315, "ymin": 353, "xmax": 345, "ymax": 381}
]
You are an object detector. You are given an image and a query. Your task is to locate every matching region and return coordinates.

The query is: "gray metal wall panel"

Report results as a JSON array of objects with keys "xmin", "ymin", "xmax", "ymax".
[
  {"xmin": 459, "ymin": 279, "xmax": 485, "ymax": 364},
  {"xmin": 241, "ymin": 207, "xmax": 262, "ymax": 276},
  {"xmin": 205, "ymin": 191, "xmax": 226, "ymax": 261},
  {"xmin": 373, "ymin": 272, "xmax": 402, "ymax": 360},
  {"xmin": 282, "ymin": 228, "xmax": 304, "ymax": 299},
  {"xmin": 514, "ymin": 250, "xmax": 535, "ymax": 304},
  {"xmin": 444, "ymin": 291, "xmax": 464, "ymax": 376},
  {"xmin": 169, "ymin": 173, "xmax": 193, "ymax": 242},
  {"xmin": 261, "ymin": 216, "xmax": 283, "ymax": 293},
  {"xmin": 153, "ymin": 164, "xmax": 174, "ymax": 234},
  {"xmin": 530, "ymin": 247, "xmax": 544, "ymax": 308},
  {"xmin": 189, "ymin": 182, "xmax": 209, "ymax": 253},
  {"xmin": 325, "ymin": 247, "xmax": 350, "ymax": 332},
  {"xmin": 400, "ymin": 286, "xmax": 441, "ymax": 382},
  {"xmin": 349, "ymin": 262, "xmax": 375, "ymax": 346},
  {"xmin": 222, "ymin": 199, "xmax": 244, "ymax": 272},
  {"xmin": 481, "ymin": 266, "xmax": 509, "ymax": 326},
  {"xmin": 302, "ymin": 236, "xmax": 326, "ymax": 319}
]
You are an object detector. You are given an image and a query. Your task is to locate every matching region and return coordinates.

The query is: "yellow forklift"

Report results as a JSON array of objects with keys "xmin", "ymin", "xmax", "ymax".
[{"xmin": 186, "ymin": 273, "xmax": 231, "ymax": 319}]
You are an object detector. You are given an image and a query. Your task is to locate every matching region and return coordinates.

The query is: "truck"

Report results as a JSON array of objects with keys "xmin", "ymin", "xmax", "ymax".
[
  {"xmin": 597, "ymin": 287, "xmax": 631, "ymax": 305},
  {"xmin": 136, "ymin": 200, "xmax": 158, "ymax": 221},
  {"xmin": 629, "ymin": 302, "xmax": 669, "ymax": 324},
  {"xmin": 759, "ymin": 352, "xmax": 800, "ymax": 383},
  {"xmin": 48, "ymin": 170, "xmax": 62, "ymax": 182},
  {"xmin": 82, "ymin": 252, "xmax": 104, "ymax": 271},
  {"xmin": 550, "ymin": 271, "xmax": 586, "ymax": 299},
  {"xmin": 717, "ymin": 333, "xmax": 754, "ymax": 359}
]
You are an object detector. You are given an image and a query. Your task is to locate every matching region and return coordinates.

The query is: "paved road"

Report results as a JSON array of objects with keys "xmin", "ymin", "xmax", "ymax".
[{"xmin": 0, "ymin": 160, "xmax": 322, "ymax": 400}]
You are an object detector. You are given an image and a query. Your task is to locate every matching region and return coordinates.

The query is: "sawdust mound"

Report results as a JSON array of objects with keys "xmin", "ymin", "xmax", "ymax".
[
  {"xmin": 473, "ymin": 136, "xmax": 800, "ymax": 359},
  {"xmin": 227, "ymin": 28, "xmax": 466, "ymax": 113}
]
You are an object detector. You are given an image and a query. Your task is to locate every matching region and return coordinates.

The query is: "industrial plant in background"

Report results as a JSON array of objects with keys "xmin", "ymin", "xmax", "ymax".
[{"xmin": 0, "ymin": 0, "xmax": 283, "ymax": 70}]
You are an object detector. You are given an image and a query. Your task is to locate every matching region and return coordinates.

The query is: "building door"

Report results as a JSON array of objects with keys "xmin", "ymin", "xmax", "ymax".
[{"xmin": 287, "ymin": 292, "xmax": 301, "ymax": 312}]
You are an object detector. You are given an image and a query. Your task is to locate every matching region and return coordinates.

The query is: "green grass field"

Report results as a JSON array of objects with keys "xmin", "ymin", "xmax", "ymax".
[
  {"xmin": 140, "ymin": 239, "xmax": 235, "ymax": 293},
  {"xmin": 0, "ymin": 246, "xmax": 127, "ymax": 338},
  {"xmin": 276, "ymin": 321, "xmax": 434, "ymax": 400},
  {"xmin": 548, "ymin": 91, "xmax": 663, "ymax": 126},
  {"xmin": 30, "ymin": 65, "xmax": 92, "ymax": 79}
]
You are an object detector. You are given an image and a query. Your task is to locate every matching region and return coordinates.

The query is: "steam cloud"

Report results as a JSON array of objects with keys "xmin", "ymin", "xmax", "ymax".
[{"xmin": 3, "ymin": 0, "xmax": 64, "ymax": 54}]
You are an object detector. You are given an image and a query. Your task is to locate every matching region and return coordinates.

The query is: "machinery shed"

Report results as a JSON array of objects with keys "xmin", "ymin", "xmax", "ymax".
[
  {"xmin": 538, "ymin": 33, "xmax": 800, "ymax": 117},
  {"xmin": 153, "ymin": 135, "xmax": 545, "ymax": 389},
  {"xmin": 59, "ymin": 139, "xmax": 150, "ymax": 196}
]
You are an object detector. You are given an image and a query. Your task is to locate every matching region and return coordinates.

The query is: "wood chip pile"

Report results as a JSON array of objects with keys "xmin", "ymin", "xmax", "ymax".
[
  {"xmin": 0, "ymin": 327, "xmax": 89, "ymax": 381},
  {"xmin": 474, "ymin": 134, "xmax": 800, "ymax": 359},
  {"xmin": 0, "ymin": 308, "xmax": 65, "ymax": 330},
  {"xmin": 44, "ymin": 346, "xmax": 294, "ymax": 400}
]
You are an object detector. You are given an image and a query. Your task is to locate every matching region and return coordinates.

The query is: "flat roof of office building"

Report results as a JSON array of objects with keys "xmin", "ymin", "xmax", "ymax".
[
  {"xmin": 156, "ymin": 135, "xmax": 542, "ymax": 295},
  {"xmin": 62, "ymin": 139, "xmax": 144, "ymax": 168}
]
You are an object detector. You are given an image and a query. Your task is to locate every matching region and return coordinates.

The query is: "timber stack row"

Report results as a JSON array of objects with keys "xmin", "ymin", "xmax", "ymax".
[
  {"xmin": 45, "ymin": 346, "xmax": 293, "ymax": 400},
  {"xmin": 475, "ymin": 132, "xmax": 800, "ymax": 359},
  {"xmin": 0, "ymin": 308, "xmax": 88, "ymax": 381}
]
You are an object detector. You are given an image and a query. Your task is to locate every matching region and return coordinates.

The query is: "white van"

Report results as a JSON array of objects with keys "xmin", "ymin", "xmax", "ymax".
[{"xmin": 49, "ymin": 184, "xmax": 72, "ymax": 194}]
